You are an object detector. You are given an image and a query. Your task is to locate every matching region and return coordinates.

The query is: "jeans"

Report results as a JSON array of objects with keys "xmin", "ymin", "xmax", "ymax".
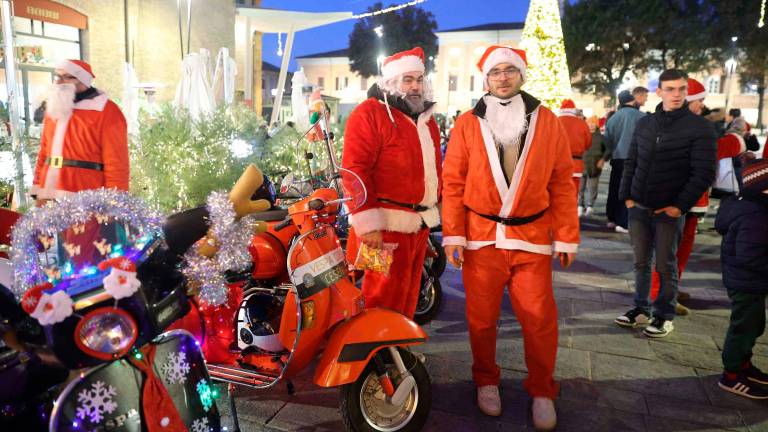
[
  {"xmin": 606, "ymin": 159, "xmax": 627, "ymax": 228},
  {"xmin": 578, "ymin": 176, "xmax": 600, "ymax": 208},
  {"xmin": 628, "ymin": 206, "xmax": 685, "ymax": 320}
]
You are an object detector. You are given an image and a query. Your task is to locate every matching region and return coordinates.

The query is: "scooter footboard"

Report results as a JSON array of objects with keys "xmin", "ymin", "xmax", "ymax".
[{"xmin": 314, "ymin": 308, "xmax": 427, "ymax": 387}]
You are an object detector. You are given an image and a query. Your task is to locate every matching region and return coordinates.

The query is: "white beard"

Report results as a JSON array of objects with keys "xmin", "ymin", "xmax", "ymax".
[
  {"xmin": 484, "ymin": 94, "xmax": 527, "ymax": 148},
  {"xmin": 45, "ymin": 83, "xmax": 76, "ymax": 121}
]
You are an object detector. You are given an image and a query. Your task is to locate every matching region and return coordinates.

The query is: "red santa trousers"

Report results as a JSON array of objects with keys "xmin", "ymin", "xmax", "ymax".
[
  {"xmin": 650, "ymin": 215, "xmax": 698, "ymax": 300},
  {"xmin": 462, "ymin": 246, "xmax": 559, "ymax": 398},
  {"xmin": 349, "ymin": 228, "xmax": 429, "ymax": 319}
]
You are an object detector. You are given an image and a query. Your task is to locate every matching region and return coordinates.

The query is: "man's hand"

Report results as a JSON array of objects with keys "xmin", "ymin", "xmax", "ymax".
[
  {"xmin": 556, "ymin": 252, "xmax": 576, "ymax": 269},
  {"xmin": 360, "ymin": 231, "xmax": 383, "ymax": 249},
  {"xmin": 654, "ymin": 206, "xmax": 681, "ymax": 218},
  {"xmin": 596, "ymin": 159, "xmax": 605, "ymax": 169},
  {"xmin": 445, "ymin": 245, "xmax": 464, "ymax": 269},
  {"xmin": 625, "ymin": 199, "xmax": 635, "ymax": 209}
]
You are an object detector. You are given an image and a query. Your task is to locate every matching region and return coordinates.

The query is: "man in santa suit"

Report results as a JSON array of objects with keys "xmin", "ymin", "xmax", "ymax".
[
  {"xmin": 557, "ymin": 99, "xmax": 592, "ymax": 209},
  {"xmin": 32, "ymin": 59, "xmax": 129, "ymax": 203},
  {"xmin": 649, "ymin": 78, "xmax": 710, "ymax": 316},
  {"xmin": 442, "ymin": 46, "xmax": 578, "ymax": 429},
  {"xmin": 342, "ymin": 47, "xmax": 441, "ymax": 319}
]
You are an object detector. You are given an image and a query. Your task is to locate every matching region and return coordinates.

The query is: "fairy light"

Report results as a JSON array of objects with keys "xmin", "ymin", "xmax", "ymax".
[
  {"xmin": 519, "ymin": 0, "xmax": 572, "ymax": 109},
  {"xmin": 352, "ymin": 0, "xmax": 427, "ymax": 19},
  {"xmin": 759, "ymin": 0, "xmax": 766, "ymax": 28}
]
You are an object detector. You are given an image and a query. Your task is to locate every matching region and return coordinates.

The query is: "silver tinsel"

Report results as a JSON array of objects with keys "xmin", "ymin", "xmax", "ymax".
[
  {"xmin": 182, "ymin": 191, "xmax": 255, "ymax": 307},
  {"xmin": 10, "ymin": 189, "xmax": 164, "ymax": 299}
]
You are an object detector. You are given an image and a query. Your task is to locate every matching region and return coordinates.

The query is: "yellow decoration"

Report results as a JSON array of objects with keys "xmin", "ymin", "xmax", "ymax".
[{"xmin": 520, "ymin": 0, "xmax": 573, "ymax": 109}]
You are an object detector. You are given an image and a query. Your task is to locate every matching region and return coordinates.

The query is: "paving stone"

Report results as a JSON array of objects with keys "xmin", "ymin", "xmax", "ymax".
[
  {"xmin": 695, "ymin": 369, "xmax": 768, "ymax": 413},
  {"xmin": 741, "ymin": 410, "xmax": 768, "ymax": 432},
  {"xmin": 559, "ymin": 378, "xmax": 647, "ymax": 414},
  {"xmin": 554, "ymin": 397, "xmax": 647, "ymax": 432},
  {"xmin": 572, "ymin": 330, "xmax": 657, "ymax": 360},
  {"xmin": 649, "ymin": 341, "xmax": 725, "ymax": 371},
  {"xmin": 646, "ymin": 330, "xmax": 720, "ymax": 350},
  {"xmin": 644, "ymin": 416, "xmax": 742, "ymax": 432},
  {"xmin": 645, "ymin": 394, "xmax": 748, "ymax": 429}
]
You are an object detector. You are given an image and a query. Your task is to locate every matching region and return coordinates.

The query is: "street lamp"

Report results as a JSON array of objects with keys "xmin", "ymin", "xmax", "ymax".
[
  {"xmin": 724, "ymin": 36, "xmax": 739, "ymax": 114},
  {"xmin": 374, "ymin": 25, "xmax": 384, "ymax": 38}
]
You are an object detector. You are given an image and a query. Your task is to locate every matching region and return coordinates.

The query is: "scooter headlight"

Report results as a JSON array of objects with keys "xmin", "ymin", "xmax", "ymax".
[{"xmin": 75, "ymin": 307, "xmax": 138, "ymax": 360}]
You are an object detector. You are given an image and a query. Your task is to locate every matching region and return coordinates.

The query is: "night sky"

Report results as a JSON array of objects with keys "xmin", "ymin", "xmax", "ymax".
[{"xmin": 257, "ymin": 0, "xmax": 530, "ymax": 71}]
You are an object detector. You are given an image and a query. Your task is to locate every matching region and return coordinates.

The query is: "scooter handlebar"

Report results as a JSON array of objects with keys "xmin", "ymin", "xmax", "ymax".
[{"xmin": 274, "ymin": 216, "xmax": 293, "ymax": 231}]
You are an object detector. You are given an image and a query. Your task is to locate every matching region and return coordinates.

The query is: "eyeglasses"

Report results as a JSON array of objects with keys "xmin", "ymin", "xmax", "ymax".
[
  {"xmin": 488, "ymin": 68, "xmax": 520, "ymax": 80},
  {"xmin": 402, "ymin": 77, "xmax": 424, "ymax": 86},
  {"xmin": 53, "ymin": 73, "xmax": 77, "ymax": 83}
]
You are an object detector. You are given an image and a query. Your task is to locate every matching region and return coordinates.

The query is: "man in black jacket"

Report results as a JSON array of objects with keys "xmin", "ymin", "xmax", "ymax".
[{"xmin": 614, "ymin": 69, "xmax": 717, "ymax": 338}]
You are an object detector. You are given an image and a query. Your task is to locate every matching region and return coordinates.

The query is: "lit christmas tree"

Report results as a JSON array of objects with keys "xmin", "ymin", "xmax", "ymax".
[{"xmin": 520, "ymin": 0, "xmax": 572, "ymax": 109}]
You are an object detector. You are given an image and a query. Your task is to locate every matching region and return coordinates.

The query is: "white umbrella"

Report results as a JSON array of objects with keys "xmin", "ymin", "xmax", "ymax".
[
  {"xmin": 122, "ymin": 62, "xmax": 140, "ymax": 135},
  {"xmin": 212, "ymin": 47, "xmax": 238, "ymax": 106},
  {"xmin": 291, "ymin": 68, "xmax": 310, "ymax": 130},
  {"xmin": 175, "ymin": 49, "xmax": 215, "ymax": 119}
]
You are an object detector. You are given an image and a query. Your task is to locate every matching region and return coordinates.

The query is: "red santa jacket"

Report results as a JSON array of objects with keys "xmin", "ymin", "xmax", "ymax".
[
  {"xmin": 442, "ymin": 93, "xmax": 579, "ymax": 254},
  {"xmin": 342, "ymin": 94, "xmax": 442, "ymax": 235},
  {"xmin": 558, "ymin": 110, "xmax": 592, "ymax": 177},
  {"xmin": 717, "ymin": 133, "xmax": 746, "ymax": 160},
  {"xmin": 32, "ymin": 91, "xmax": 129, "ymax": 199}
]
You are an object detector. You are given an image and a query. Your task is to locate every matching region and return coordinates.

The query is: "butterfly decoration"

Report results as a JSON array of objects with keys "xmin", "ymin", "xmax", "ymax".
[
  {"xmin": 38, "ymin": 234, "xmax": 54, "ymax": 250},
  {"xmin": 93, "ymin": 238, "xmax": 112, "ymax": 256},
  {"xmin": 71, "ymin": 223, "xmax": 86, "ymax": 235},
  {"xmin": 63, "ymin": 242, "xmax": 81, "ymax": 257},
  {"xmin": 44, "ymin": 266, "xmax": 61, "ymax": 281}
]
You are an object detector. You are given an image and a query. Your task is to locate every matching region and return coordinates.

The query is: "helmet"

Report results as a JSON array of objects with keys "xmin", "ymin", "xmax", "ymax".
[
  {"xmin": 236, "ymin": 291, "xmax": 285, "ymax": 353},
  {"xmin": 251, "ymin": 174, "xmax": 277, "ymax": 208}
]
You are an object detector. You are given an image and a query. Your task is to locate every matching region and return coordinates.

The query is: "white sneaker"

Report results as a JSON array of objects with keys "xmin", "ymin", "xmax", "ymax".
[
  {"xmin": 477, "ymin": 385, "xmax": 501, "ymax": 416},
  {"xmin": 615, "ymin": 225, "xmax": 629, "ymax": 234},
  {"xmin": 532, "ymin": 397, "xmax": 557, "ymax": 431},
  {"xmin": 577, "ymin": 207, "xmax": 584, "ymax": 217},
  {"xmin": 585, "ymin": 206, "xmax": 594, "ymax": 217}
]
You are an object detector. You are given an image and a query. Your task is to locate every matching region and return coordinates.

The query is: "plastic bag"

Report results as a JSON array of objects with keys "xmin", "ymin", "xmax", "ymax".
[{"xmin": 354, "ymin": 242, "xmax": 398, "ymax": 277}]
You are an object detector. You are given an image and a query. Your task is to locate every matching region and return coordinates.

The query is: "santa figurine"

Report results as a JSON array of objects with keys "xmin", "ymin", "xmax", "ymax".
[{"xmin": 99, "ymin": 257, "xmax": 141, "ymax": 300}]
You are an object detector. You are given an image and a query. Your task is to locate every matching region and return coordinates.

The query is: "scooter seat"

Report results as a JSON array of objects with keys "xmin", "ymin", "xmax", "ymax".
[{"xmin": 250, "ymin": 209, "xmax": 289, "ymax": 222}]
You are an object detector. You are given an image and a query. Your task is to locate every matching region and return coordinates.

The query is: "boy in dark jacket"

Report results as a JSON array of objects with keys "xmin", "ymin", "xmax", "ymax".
[
  {"xmin": 615, "ymin": 69, "xmax": 717, "ymax": 338},
  {"xmin": 715, "ymin": 158, "xmax": 768, "ymax": 399}
]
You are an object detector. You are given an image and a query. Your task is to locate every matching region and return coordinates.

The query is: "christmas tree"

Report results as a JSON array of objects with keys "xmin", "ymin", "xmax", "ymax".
[{"xmin": 520, "ymin": 0, "xmax": 572, "ymax": 109}]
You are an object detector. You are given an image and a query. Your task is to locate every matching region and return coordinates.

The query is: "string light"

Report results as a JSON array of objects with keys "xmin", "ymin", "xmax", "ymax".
[
  {"xmin": 759, "ymin": 0, "xmax": 766, "ymax": 28},
  {"xmin": 352, "ymin": 0, "xmax": 427, "ymax": 19},
  {"xmin": 277, "ymin": 32, "xmax": 283, "ymax": 57},
  {"xmin": 519, "ymin": 0, "xmax": 572, "ymax": 109}
]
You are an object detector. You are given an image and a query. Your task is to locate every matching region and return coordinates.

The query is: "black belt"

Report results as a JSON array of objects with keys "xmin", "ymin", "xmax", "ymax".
[
  {"xmin": 469, "ymin": 207, "xmax": 548, "ymax": 226},
  {"xmin": 572, "ymin": 155, "xmax": 583, "ymax": 160},
  {"xmin": 378, "ymin": 198, "xmax": 431, "ymax": 212},
  {"xmin": 46, "ymin": 156, "xmax": 104, "ymax": 171}
]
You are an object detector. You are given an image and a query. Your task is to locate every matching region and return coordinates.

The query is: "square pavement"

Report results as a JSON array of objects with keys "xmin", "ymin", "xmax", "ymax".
[{"xmin": 215, "ymin": 170, "xmax": 768, "ymax": 431}]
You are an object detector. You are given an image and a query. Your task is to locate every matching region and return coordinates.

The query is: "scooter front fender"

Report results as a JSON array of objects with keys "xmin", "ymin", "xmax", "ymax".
[{"xmin": 313, "ymin": 308, "xmax": 427, "ymax": 387}]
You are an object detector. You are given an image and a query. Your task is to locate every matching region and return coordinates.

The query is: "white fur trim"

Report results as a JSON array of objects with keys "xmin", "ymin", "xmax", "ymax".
[
  {"xmin": 500, "ymin": 108, "xmax": 539, "ymax": 217},
  {"xmin": 690, "ymin": 206, "xmax": 708, "ymax": 214},
  {"xmin": 572, "ymin": 172, "xmax": 583, "ymax": 178},
  {"xmin": 381, "ymin": 55, "xmax": 424, "ymax": 80},
  {"xmin": 559, "ymin": 109, "xmax": 579, "ymax": 116},
  {"xmin": 419, "ymin": 206, "xmax": 440, "ymax": 228},
  {"xmin": 56, "ymin": 60, "xmax": 94, "ymax": 87},
  {"xmin": 686, "ymin": 91, "xmax": 707, "ymax": 102},
  {"xmin": 380, "ymin": 208, "xmax": 424, "ymax": 233},
  {"xmin": 417, "ymin": 106, "xmax": 439, "ymax": 209},
  {"xmin": 482, "ymin": 47, "xmax": 527, "ymax": 81},
  {"xmin": 466, "ymin": 241, "xmax": 496, "ymax": 250},
  {"xmin": 553, "ymin": 241, "xmax": 579, "ymax": 253},
  {"xmin": 442, "ymin": 236, "xmax": 467, "ymax": 247},
  {"xmin": 478, "ymin": 117, "xmax": 509, "ymax": 200},
  {"xmin": 40, "ymin": 115, "xmax": 71, "ymax": 199},
  {"xmin": 349, "ymin": 208, "xmax": 386, "ymax": 236},
  {"xmin": 74, "ymin": 92, "xmax": 109, "ymax": 111}
]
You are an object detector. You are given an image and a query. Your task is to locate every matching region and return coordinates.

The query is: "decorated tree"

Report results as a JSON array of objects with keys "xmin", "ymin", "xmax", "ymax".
[{"xmin": 520, "ymin": 0, "xmax": 572, "ymax": 108}]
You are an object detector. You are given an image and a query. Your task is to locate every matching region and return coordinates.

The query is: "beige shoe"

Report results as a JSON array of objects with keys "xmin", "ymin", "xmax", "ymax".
[
  {"xmin": 675, "ymin": 303, "xmax": 690, "ymax": 316},
  {"xmin": 477, "ymin": 385, "xmax": 501, "ymax": 416},
  {"xmin": 532, "ymin": 397, "xmax": 557, "ymax": 431}
]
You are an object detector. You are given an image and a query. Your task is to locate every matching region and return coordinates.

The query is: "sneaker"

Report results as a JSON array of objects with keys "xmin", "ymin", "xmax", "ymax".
[
  {"xmin": 644, "ymin": 317, "xmax": 674, "ymax": 338},
  {"xmin": 718, "ymin": 373, "xmax": 768, "ymax": 400},
  {"xmin": 744, "ymin": 364, "xmax": 768, "ymax": 385},
  {"xmin": 477, "ymin": 385, "xmax": 501, "ymax": 416},
  {"xmin": 606, "ymin": 222, "xmax": 617, "ymax": 229},
  {"xmin": 615, "ymin": 225, "xmax": 629, "ymax": 234},
  {"xmin": 532, "ymin": 397, "xmax": 557, "ymax": 431},
  {"xmin": 578, "ymin": 206, "xmax": 584, "ymax": 217},
  {"xmin": 675, "ymin": 303, "xmax": 690, "ymax": 316},
  {"xmin": 615, "ymin": 307, "xmax": 650, "ymax": 328},
  {"xmin": 584, "ymin": 206, "xmax": 594, "ymax": 217}
]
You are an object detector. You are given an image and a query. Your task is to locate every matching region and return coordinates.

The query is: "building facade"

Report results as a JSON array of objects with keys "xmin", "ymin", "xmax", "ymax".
[{"xmin": 296, "ymin": 48, "xmax": 370, "ymax": 118}]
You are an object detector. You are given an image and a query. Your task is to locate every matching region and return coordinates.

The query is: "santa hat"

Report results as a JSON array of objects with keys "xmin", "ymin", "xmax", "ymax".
[
  {"xmin": 686, "ymin": 78, "xmax": 706, "ymax": 102},
  {"xmin": 560, "ymin": 99, "xmax": 576, "ymax": 109},
  {"xmin": 55, "ymin": 59, "xmax": 95, "ymax": 87},
  {"xmin": 98, "ymin": 257, "xmax": 141, "ymax": 300},
  {"xmin": 741, "ymin": 159, "xmax": 768, "ymax": 194},
  {"xmin": 381, "ymin": 47, "xmax": 425, "ymax": 80},
  {"xmin": 477, "ymin": 45, "xmax": 527, "ymax": 81}
]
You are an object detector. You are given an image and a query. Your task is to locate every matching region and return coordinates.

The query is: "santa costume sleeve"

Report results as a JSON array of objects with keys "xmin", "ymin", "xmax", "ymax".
[
  {"xmin": 342, "ymin": 104, "xmax": 385, "ymax": 235},
  {"xmin": 100, "ymin": 102, "xmax": 130, "ymax": 191},
  {"xmin": 548, "ymin": 118, "xmax": 580, "ymax": 253},
  {"xmin": 440, "ymin": 115, "xmax": 469, "ymax": 247}
]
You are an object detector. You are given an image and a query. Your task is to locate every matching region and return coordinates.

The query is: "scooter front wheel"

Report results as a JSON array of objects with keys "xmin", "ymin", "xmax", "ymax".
[{"xmin": 339, "ymin": 348, "xmax": 431, "ymax": 432}]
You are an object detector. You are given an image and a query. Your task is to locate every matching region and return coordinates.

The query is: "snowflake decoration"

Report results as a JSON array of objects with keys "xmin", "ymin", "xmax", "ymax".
[
  {"xmin": 196, "ymin": 379, "xmax": 216, "ymax": 412},
  {"xmin": 190, "ymin": 417, "xmax": 211, "ymax": 432},
  {"xmin": 161, "ymin": 351, "xmax": 190, "ymax": 385},
  {"xmin": 76, "ymin": 381, "xmax": 118, "ymax": 424}
]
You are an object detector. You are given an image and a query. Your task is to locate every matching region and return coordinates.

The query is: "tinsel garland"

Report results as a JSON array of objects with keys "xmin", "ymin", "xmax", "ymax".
[
  {"xmin": 10, "ymin": 189, "xmax": 163, "ymax": 299},
  {"xmin": 182, "ymin": 191, "xmax": 254, "ymax": 306}
]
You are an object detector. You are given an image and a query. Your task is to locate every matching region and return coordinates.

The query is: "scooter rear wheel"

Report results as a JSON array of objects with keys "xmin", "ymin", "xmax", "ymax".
[
  {"xmin": 339, "ymin": 348, "xmax": 431, "ymax": 432},
  {"xmin": 413, "ymin": 267, "xmax": 442, "ymax": 325}
]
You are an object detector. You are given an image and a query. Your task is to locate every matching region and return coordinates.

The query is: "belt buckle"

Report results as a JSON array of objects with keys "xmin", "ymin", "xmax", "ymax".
[{"xmin": 50, "ymin": 156, "xmax": 63, "ymax": 168}]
